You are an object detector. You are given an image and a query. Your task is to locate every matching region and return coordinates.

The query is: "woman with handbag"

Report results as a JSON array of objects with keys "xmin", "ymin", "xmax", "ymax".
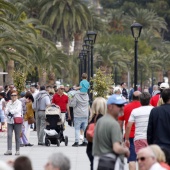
[
  {"xmin": 86, "ymin": 97, "xmax": 107, "ymax": 170},
  {"xmin": 4, "ymin": 90, "xmax": 23, "ymax": 156}
]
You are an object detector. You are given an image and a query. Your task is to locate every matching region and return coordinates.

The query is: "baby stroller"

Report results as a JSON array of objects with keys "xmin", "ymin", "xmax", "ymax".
[{"xmin": 44, "ymin": 104, "xmax": 68, "ymax": 147}]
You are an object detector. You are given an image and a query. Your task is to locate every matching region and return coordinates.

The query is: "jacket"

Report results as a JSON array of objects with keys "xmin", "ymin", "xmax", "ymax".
[
  {"xmin": 5, "ymin": 99, "xmax": 22, "ymax": 124},
  {"xmin": 147, "ymin": 104, "xmax": 170, "ymax": 148},
  {"xmin": 70, "ymin": 91, "xmax": 89, "ymax": 117},
  {"xmin": 33, "ymin": 90, "xmax": 50, "ymax": 112}
]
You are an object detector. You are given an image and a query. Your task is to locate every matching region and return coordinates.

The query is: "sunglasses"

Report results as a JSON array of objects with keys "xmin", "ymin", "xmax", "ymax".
[
  {"xmin": 115, "ymin": 104, "xmax": 124, "ymax": 108},
  {"xmin": 11, "ymin": 94, "xmax": 17, "ymax": 97},
  {"xmin": 137, "ymin": 157, "xmax": 146, "ymax": 162},
  {"xmin": 60, "ymin": 88, "xmax": 64, "ymax": 90}
]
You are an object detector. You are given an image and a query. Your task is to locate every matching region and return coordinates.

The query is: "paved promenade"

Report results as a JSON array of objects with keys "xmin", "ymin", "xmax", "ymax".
[{"xmin": 0, "ymin": 124, "xmax": 129, "ymax": 170}]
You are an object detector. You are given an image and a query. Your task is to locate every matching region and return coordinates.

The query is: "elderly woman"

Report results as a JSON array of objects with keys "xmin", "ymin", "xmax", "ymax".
[
  {"xmin": 4, "ymin": 90, "xmax": 22, "ymax": 156},
  {"xmin": 86, "ymin": 97, "xmax": 107, "ymax": 170}
]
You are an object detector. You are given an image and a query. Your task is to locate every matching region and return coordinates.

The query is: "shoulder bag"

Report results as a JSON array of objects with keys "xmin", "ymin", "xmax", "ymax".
[
  {"xmin": 86, "ymin": 114, "xmax": 98, "ymax": 142},
  {"xmin": 28, "ymin": 117, "xmax": 35, "ymax": 124},
  {"xmin": 14, "ymin": 117, "xmax": 23, "ymax": 124}
]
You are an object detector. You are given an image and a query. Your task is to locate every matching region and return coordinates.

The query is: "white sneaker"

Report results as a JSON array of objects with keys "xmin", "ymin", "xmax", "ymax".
[{"xmin": 79, "ymin": 135, "xmax": 84, "ymax": 140}]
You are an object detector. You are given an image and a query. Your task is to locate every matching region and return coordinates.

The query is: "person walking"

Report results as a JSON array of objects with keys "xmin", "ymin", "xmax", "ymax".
[
  {"xmin": 119, "ymin": 91, "xmax": 141, "ymax": 170},
  {"xmin": 52, "ymin": 85, "xmax": 71, "ymax": 125},
  {"xmin": 4, "ymin": 90, "xmax": 22, "ymax": 156},
  {"xmin": 86, "ymin": 97, "xmax": 107, "ymax": 170},
  {"xmin": 147, "ymin": 88, "xmax": 170, "ymax": 152},
  {"xmin": 34, "ymin": 86, "xmax": 51, "ymax": 145},
  {"xmin": 70, "ymin": 90, "xmax": 89, "ymax": 147},
  {"xmin": 125, "ymin": 92, "xmax": 153, "ymax": 154},
  {"xmin": 93, "ymin": 94, "xmax": 129, "ymax": 170}
]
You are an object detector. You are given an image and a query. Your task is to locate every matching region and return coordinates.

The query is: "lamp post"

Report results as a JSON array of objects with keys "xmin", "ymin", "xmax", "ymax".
[
  {"xmin": 114, "ymin": 61, "xmax": 118, "ymax": 86},
  {"xmin": 126, "ymin": 62, "xmax": 131, "ymax": 91},
  {"xmin": 131, "ymin": 22, "xmax": 143, "ymax": 91},
  {"xmin": 78, "ymin": 53, "xmax": 84, "ymax": 82},
  {"xmin": 84, "ymin": 31, "xmax": 97, "ymax": 105},
  {"xmin": 151, "ymin": 65, "xmax": 154, "ymax": 88}
]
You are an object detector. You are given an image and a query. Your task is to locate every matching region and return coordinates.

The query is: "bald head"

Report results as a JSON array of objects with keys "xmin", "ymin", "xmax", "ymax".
[{"xmin": 132, "ymin": 91, "xmax": 141, "ymax": 101}]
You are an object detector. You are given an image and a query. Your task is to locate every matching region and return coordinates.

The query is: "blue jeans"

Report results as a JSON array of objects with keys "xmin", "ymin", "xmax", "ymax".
[{"xmin": 74, "ymin": 117, "xmax": 88, "ymax": 143}]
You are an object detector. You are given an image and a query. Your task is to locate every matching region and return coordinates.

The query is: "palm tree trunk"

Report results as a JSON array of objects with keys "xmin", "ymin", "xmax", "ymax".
[
  {"xmin": 38, "ymin": 69, "xmax": 47, "ymax": 85},
  {"xmin": 63, "ymin": 37, "xmax": 70, "ymax": 54},
  {"xmin": 48, "ymin": 72, "xmax": 56, "ymax": 85},
  {"xmin": 74, "ymin": 32, "xmax": 83, "ymax": 55},
  {"xmin": 0, "ymin": 67, "xmax": 4, "ymax": 85},
  {"xmin": 6, "ymin": 60, "xmax": 14, "ymax": 85}
]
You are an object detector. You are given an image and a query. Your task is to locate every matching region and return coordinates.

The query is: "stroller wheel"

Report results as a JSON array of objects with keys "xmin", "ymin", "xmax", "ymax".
[
  {"xmin": 45, "ymin": 139, "xmax": 51, "ymax": 147},
  {"xmin": 56, "ymin": 139, "xmax": 60, "ymax": 147},
  {"xmin": 65, "ymin": 136, "xmax": 68, "ymax": 146}
]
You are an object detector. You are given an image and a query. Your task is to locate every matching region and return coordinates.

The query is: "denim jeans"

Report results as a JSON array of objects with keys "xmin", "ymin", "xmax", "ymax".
[{"xmin": 74, "ymin": 117, "xmax": 88, "ymax": 143}]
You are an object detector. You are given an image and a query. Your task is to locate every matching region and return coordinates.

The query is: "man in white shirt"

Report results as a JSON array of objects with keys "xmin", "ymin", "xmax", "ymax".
[
  {"xmin": 125, "ymin": 92, "xmax": 153, "ymax": 153},
  {"xmin": 137, "ymin": 147, "xmax": 166, "ymax": 170}
]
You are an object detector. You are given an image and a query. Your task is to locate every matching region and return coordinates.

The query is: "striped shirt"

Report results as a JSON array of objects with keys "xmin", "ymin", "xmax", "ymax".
[{"xmin": 129, "ymin": 106, "xmax": 153, "ymax": 141}]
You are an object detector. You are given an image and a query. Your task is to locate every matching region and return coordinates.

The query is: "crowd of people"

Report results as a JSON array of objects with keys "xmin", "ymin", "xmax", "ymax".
[{"xmin": 0, "ymin": 74, "xmax": 170, "ymax": 170}]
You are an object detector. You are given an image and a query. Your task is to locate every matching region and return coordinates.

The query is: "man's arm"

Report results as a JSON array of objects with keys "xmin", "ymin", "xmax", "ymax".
[
  {"xmin": 124, "ymin": 122, "xmax": 133, "ymax": 148},
  {"xmin": 113, "ymin": 142, "xmax": 130, "ymax": 158},
  {"xmin": 147, "ymin": 110, "xmax": 154, "ymax": 145}
]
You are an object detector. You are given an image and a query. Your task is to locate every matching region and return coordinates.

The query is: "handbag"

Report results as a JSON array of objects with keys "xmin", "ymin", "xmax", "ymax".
[
  {"xmin": 86, "ymin": 114, "xmax": 98, "ymax": 142},
  {"xmin": 97, "ymin": 153, "xmax": 123, "ymax": 170},
  {"xmin": 14, "ymin": 117, "xmax": 23, "ymax": 124},
  {"xmin": 28, "ymin": 117, "xmax": 35, "ymax": 124}
]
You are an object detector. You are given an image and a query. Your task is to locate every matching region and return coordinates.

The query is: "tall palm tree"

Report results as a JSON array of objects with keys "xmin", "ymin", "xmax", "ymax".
[{"xmin": 39, "ymin": 0, "xmax": 92, "ymax": 54}]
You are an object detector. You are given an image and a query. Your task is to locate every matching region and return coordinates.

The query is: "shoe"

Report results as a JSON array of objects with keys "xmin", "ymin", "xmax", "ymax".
[
  {"xmin": 79, "ymin": 142, "xmax": 87, "ymax": 146},
  {"xmin": 15, "ymin": 151, "xmax": 20, "ymax": 156},
  {"xmin": 4, "ymin": 150, "xmax": 12, "ymax": 155},
  {"xmin": 25, "ymin": 143, "xmax": 34, "ymax": 146},
  {"xmin": 38, "ymin": 143, "xmax": 45, "ymax": 146},
  {"xmin": 79, "ymin": 135, "xmax": 84, "ymax": 141},
  {"xmin": 20, "ymin": 144, "xmax": 25, "ymax": 147},
  {"xmin": 72, "ymin": 142, "xmax": 79, "ymax": 147}
]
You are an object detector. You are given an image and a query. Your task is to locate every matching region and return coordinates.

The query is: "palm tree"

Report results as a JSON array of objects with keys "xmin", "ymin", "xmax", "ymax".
[{"xmin": 39, "ymin": 0, "xmax": 92, "ymax": 54}]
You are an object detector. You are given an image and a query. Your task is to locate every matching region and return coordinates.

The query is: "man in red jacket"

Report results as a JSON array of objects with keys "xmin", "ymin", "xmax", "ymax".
[{"xmin": 119, "ymin": 91, "xmax": 141, "ymax": 170}]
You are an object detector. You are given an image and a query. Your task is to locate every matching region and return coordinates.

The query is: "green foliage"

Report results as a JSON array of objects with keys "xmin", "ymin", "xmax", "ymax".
[
  {"xmin": 91, "ymin": 69, "xmax": 113, "ymax": 98},
  {"xmin": 13, "ymin": 70, "xmax": 27, "ymax": 94}
]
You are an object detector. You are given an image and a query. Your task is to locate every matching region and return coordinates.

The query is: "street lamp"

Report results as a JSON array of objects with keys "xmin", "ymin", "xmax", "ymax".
[
  {"xmin": 78, "ymin": 53, "xmax": 84, "ymax": 82},
  {"xmin": 82, "ymin": 44, "xmax": 91, "ymax": 81},
  {"xmin": 114, "ymin": 61, "xmax": 118, "ymax": 86},
  {"xmin": 151, "ymin": 65, "xmax": 154, "ymax": 88},
  {"xmin": 131, "ymin": 22, "xmax": 143, "ymax": 91},
  {"xmin": 84, "ymin": 31, "xmax": 97, "ymax": 105}
]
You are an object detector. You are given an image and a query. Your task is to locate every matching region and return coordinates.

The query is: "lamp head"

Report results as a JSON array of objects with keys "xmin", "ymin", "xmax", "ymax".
[
  {"xmin": 131, "ymin": 22, "xmax": 143, "ymax": 40},
  {"xmin": 86, "ymin": 31, "xmax": 97, "ymax": 44}
]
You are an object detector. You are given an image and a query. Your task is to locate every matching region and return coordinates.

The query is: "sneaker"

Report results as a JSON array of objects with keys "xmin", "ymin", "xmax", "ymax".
[
  {"xmin": 15, "ymin": 151, "xmax": 20, "ymax": 156},
  {"xmin": 79, "ymin": 135, "xmax": 84, "ymax": 141},
  {"xmin": 79, "ymin": 142, "xmax": 87, "ymax": 146},
  {"xmin": 4, "ymin": 150, "xmax": 12, "ymax": 155},
  {"xmin": 72, "ymin": 142, "xmax": 79, "ymax": 147}
]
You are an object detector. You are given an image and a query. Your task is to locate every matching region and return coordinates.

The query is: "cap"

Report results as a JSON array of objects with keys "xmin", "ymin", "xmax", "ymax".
[
  {"xmin": 158, "ymin": 82, "xmax": 162, "ymax": 87},
  {"xmin": 107, "ymin": 94, "xmax": 127, "ymax": 105},
  {"xmin": 160, "ymin": 83, "xmax": 169, "ymax": 89}
]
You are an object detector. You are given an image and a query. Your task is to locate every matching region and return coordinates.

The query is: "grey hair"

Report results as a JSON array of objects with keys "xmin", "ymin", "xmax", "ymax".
[{"xmin": 48, "ymin": 153, "xmax": 71, "ymax": 170}]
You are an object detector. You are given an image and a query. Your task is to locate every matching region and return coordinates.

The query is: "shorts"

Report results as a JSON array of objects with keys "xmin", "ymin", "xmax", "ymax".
[
  {"xmin": 128, "ymin": 138, "xmax": 136, "ymax": 162},
  {"xmin": 134, "ymin": 139, "xmax": 148, "ymax": 153},
  {"xmin": 0, "ymin": 114, "xmax": 5, "ymax": 123}
]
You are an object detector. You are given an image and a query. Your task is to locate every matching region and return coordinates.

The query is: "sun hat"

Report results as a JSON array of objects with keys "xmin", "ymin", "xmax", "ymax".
[
  {"xmin": 107, "ymin": 94, "xmax": 127, "ymax": 105},
  {"xmin": 160, "ymin": 83, "xmax": 169, "ymax": 89}
]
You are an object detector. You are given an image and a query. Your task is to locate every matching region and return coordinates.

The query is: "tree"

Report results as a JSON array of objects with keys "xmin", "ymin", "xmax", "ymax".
[{"xmin": 39, "ymin": 0, "xmax": 92, "ymax": 54}]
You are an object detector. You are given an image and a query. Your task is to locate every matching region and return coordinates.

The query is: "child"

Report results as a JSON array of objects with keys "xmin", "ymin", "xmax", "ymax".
[{"xmin": 75, "ymin": 73, "xmax": 90, "ymax": 93}]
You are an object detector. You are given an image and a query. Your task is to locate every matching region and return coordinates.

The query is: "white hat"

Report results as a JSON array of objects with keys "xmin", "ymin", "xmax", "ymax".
[{"xmin": 160, "ymin": 83, "xmax": 169, "ymax": 89}]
